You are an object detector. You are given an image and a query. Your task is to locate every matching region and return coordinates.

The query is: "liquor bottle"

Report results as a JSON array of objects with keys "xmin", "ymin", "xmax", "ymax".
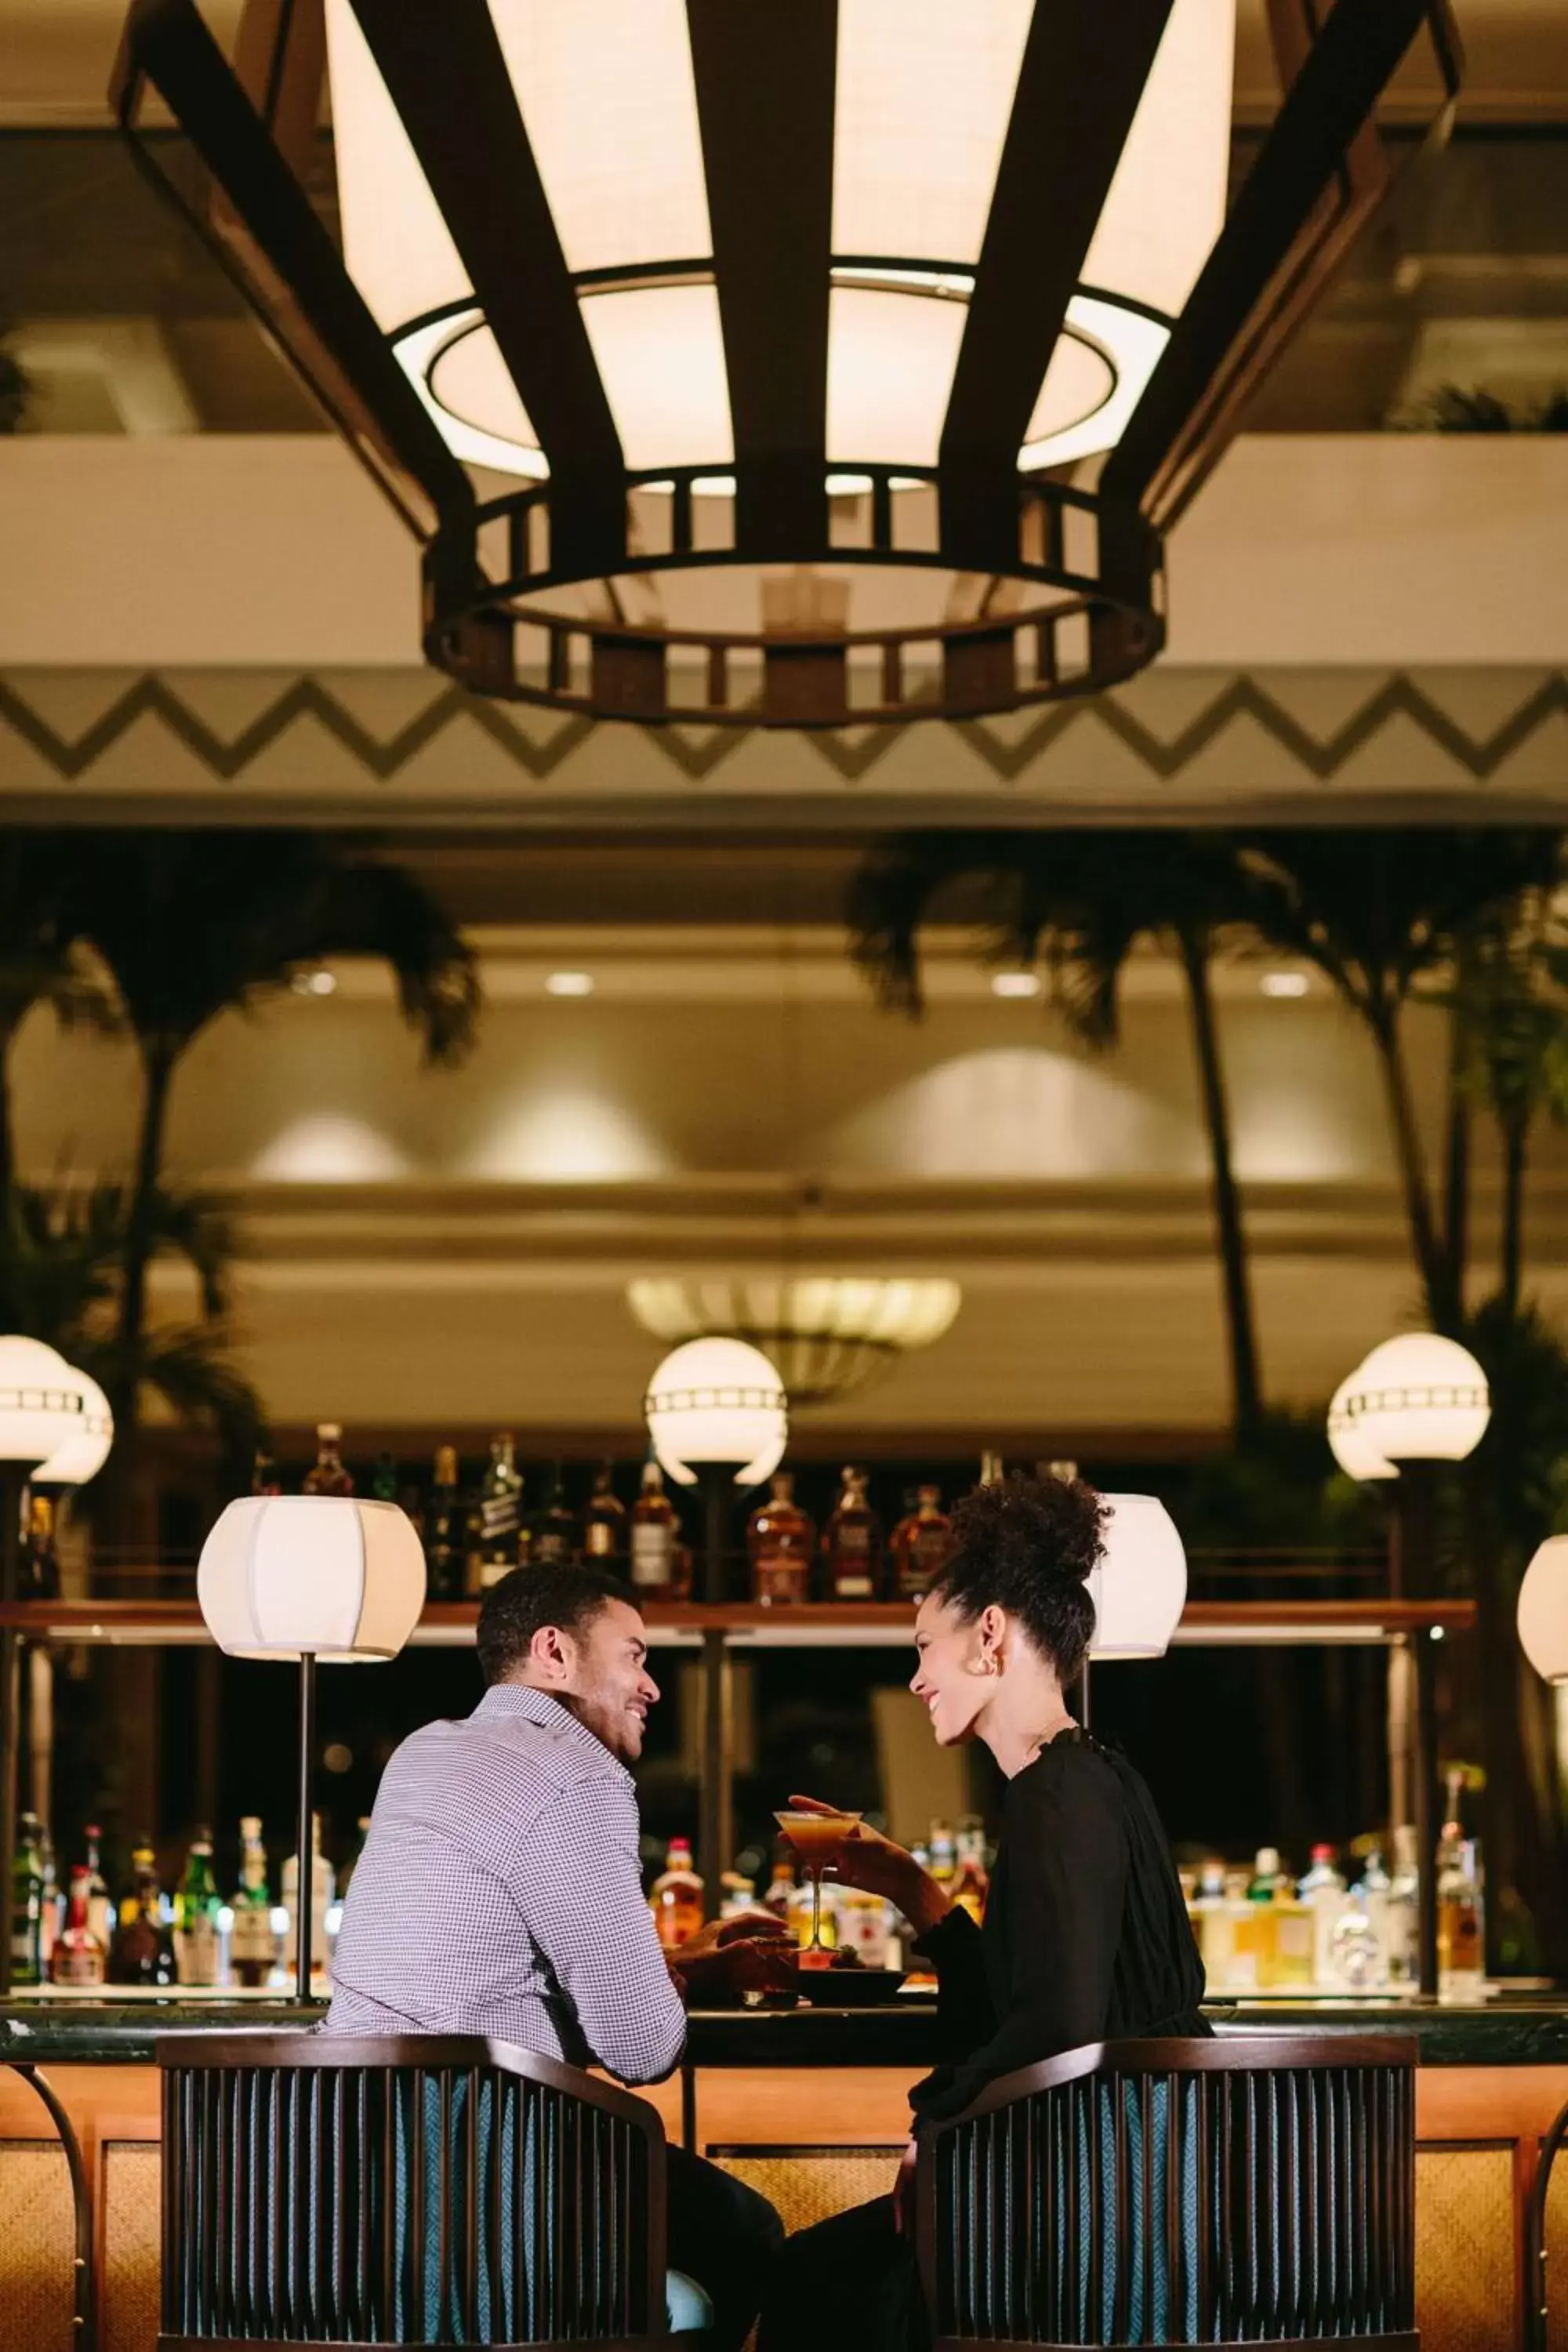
[
  {"xmin": 1298, "ymin": 1845, "xmax": 1346, "ymax": 1987},
  {"xmin": 822, "ymin": 1467, "xmax": 884, "ymax": 1601},
  {"xmin": 890, "ymin": 1486, "xmax": 953, "ymax": 1599},
  {"xmin": 475, "ymin": 1434, "xmax": 523, "ymax": 1589},
  {"xmin": 630, "ymin": 1460, "xmax": 681, "ymax": 1597},
  {"xmin": 951, "ymin": 1849, "xmax": 989, "ymax": 1926},
  {"xmin": 530, "ymin": 1465, "xmax": 575, "ymax": 1568},
  {"xmin": 1233, "ymin": 1846, "xmax": 1285, "ymax": 1990},
  {"xmin": 649, "ymin": 1837, "xmax": 704, "ymax": 1951},
  {"xmin": 1385, "ymin": 1824, "xmax": 1419, "ymax": 1987},
  {"xmin": 581, "ymin": 1462, "xmax": 627, "ymax": 1565},
  {"xmin": 23, "ymin": 1495, "xmax": 60, "ymax": 1599},
  {"xmin": 50, "ymin": 1865, "xmax": 107, "ymax": 1987},
  {"xmin": 37, "ymin": 1822, "xmax": 59, "ymax": 1971},
  {"xmin": 1191, "ymin": 1859, "xmax": 1233, "ymax": 1991},
  {"xmin": 81, "ymin": 1824, "xmax": 114, "ymax": 1952},
  {"xmin": 928, "ymin": 1820, "xmax": 956, "ymax": 1888},
  {"xmin": 747, "ymin": 1472, "xmax": 815, "ymax": 1606},
  {"xmin": 762, "ymin": 1851, "xmax": 795, "ymax": 1922},
  {"xmin": 172, "ymin": 1831, "xmax": 223, "ymax": 1987},
  {"xmin": 1329, "ymin": 1889, "xmax": 1385, "ymax": 1991},
  {"xmin": 424, "ymin": 1446, "xmax": 463, "ymax": 1599},
  {"xmin": 978, "ymin": 1450, "xmax": 1005, "ymax": 1486},
  {"xmin": 229, "ymin": 1817, "xmax": 277, "ymax": 1989},
  {"xmin": 368, "ymin": 1450, "xmax": 401, "ymax": 1504},
  {"xmin": 250, "ymin": 1449, "xmax": 281, "ymax": 1497},
  {"xmin": 303, "ymin": 1423, "xmax": 354, "ymax": 1497},
  {"xmin": 9, "ymin": 1811, "xmax": 45, "ymax": 1987},
  {"xmin": 109, "ymin": 1842, "xmax": 176, "ymax": 1987},
  {"xmin": 1358, "ymin": 1847, "xmax": 1392, "ymax": 1983},
  {"xmin": 1437, "ymin": 1817, "xmax": 1485, "ymax": 2001},
  {"xmin": 283, "ymin": 1815, "xmax": 336, "ymax": 1987}
]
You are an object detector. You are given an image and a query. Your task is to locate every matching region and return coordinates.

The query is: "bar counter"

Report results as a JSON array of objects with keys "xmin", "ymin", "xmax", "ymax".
[{"xmin": 5, "ymin": 1993, "xmax": 1568, "ymax": 2352}]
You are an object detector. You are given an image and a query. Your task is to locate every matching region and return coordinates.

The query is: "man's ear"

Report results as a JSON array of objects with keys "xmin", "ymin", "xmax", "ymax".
[{"xmin": 528, "ymin": 1623, "xmax": 575, "ymax": 1682}]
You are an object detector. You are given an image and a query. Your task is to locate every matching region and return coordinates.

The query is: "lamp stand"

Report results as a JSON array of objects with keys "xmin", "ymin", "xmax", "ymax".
[
  {"xmin": 691, "ymin": 1463, "xmax": 735, "ymax": 1918},
  {"xmin": 296, "ymin": 1652, "xmax": 318, "ymax": 1999},
  {"xmin": 0, "ymin": 1460, "xmax": 33, "ymax": 2000}
]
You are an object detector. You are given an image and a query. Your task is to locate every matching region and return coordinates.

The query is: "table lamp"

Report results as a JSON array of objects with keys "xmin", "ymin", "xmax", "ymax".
[{"xmin": 197, "ymin": 1494, "xmax": 425, "ymax": 1993}]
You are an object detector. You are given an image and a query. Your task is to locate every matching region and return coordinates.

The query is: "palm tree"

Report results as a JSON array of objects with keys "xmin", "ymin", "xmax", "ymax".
[
  {"xmin": 848, "ymin": 829, "xmax": 1265, "ymax": 1439},
  {"xmin": 1238, "ymin": 828, "xmax": 1563, "ymax": 1328},
  {"xmin": 0, "ymin": 834, "xmax": 118, "ymax": 1216},
  {"xmin": 64, "ymin": 831, "xmax": 481, "ymax": 1463}
]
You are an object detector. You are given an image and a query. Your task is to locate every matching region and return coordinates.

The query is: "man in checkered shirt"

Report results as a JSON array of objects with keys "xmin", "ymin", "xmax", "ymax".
[{"xmin": 328, "ymin": 1559, "xmax": 789, "ymax": 2347}]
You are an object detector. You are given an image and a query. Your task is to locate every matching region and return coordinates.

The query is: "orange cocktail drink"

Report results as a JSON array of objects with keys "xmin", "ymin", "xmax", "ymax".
[{"xmin": 774, "ymin": 1809, "xmax": 862, "ymax": 1957}]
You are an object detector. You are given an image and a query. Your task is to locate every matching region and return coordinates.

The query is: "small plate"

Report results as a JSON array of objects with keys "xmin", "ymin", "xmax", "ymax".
[{"xmin": 797, "ymin": 1968, "xmax": 908, "ymax": 2008}]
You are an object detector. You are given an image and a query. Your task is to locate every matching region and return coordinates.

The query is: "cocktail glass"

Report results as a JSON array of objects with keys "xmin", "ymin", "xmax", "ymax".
[{"xmin": 774, "ymin": 1809, "xmax": 864, "ymax": 1960}]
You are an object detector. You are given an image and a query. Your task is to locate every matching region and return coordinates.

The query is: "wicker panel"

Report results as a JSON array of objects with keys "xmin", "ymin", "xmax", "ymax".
[
  {"xmin": 0, "ymin": 2142, "xmax": 74, "ymax": 2352},
  {"xmin": 710, "ymin": 2145, "xmax": 904, "ymax": 2237},
  {"xmin": 103, "ymin": 2142, "xmax": 161, "ymax": 2352},
  {"xmin": 1545, "ymin": 2133, "xmax": 1568, "ymax": 2352},
  {"xmin": 1415, "ymin": 2147, "xmax": 1516, "ymax": 2352}
]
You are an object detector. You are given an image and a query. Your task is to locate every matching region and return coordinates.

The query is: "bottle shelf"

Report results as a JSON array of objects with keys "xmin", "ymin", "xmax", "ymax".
[{"xmin": 0, "ymin": 1595, "xmax": 1476, "ymax": 1650}]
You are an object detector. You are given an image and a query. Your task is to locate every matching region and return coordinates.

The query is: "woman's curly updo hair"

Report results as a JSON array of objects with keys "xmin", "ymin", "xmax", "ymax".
[{"xmin": 931, "ymin": 1471, "xmax": 1109, "ymax": 1684}]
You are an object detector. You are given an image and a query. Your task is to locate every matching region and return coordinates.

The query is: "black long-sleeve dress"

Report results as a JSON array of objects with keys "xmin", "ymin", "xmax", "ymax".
[{"xmin": 756, "ymin": 1727, "xmax": 1207, "ymax": 2352}]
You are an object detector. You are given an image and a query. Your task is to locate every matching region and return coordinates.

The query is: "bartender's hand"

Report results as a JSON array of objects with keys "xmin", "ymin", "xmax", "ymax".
[{"xmin": 785, "ymin": 1794, "xmax": 950, "ymax": 1935}]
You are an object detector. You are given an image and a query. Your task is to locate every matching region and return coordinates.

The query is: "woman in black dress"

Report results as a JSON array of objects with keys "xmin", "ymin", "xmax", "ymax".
[{"xmin": 756, "ymin": 1472, "xmax": 1207, "ymax": 2351}]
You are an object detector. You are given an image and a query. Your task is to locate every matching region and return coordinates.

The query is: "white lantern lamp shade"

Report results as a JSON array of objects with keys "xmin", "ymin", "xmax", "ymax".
[
  {"xmin": 644, "ymin": 1335, "xmax": 788, "ymax": 1489},
  {"xmin": 1326, "ymin": 1367, "xmax": 1397, "ymax": 1483},
  {"xmin": 34, "ymin": 1370, "xmax": 114, "ymax": 1487},
  {"xmin": 1519, "ymin": 1536, "xmax": 1568, "ymax": 1686},
  {"xmin": 0, "ymin": 1337, "xmax": 97, "ymax": 1468},
  {"xmin": 1087, "ymin": 1494, "xmax": 1187, "ymax": 1660},
  {"xmin": 1338, "ymin": 1334, "xmax": 1490, "ymax": 1466},
  {"xmin": 198, "ymin": 1495, "xmax": 426, "ymax": 1664}
]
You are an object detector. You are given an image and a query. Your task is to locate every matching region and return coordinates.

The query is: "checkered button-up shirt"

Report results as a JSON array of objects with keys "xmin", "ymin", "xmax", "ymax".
[{"xmin": 325, "ymin": 1682, "xmax": 686, "ymax": 2085}]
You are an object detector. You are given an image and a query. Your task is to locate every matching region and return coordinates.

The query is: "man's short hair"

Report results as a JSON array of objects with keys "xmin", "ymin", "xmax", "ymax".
[{"xmin": 476, "ymin": 1560, "xmax": 636, "ymax": 1686}]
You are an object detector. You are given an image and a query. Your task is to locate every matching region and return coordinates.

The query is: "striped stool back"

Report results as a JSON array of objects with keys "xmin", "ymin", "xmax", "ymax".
[
  {"xmin": 157, "ymin": 2033, "xmax": 667, "ymax": 2350},
  {"xmin": 916, "ymin": 2032, "xmax": 1418, "ymax": 2350}
]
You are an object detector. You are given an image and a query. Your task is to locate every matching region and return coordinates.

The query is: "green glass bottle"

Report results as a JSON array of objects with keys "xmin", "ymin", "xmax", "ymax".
[
  {"xmin": 172, "ymin": 1830, "xmax": 223, "ymax": 1987},
  {"xmin": 229, "ymin": 1817, "xmax": 277, "ymax": 1989},
  {"xmin": 9, "ymin": 1811, "xmax": 44, "ymax": 1986},
  {"xmin": 369, "ymin": 1450, "xmax": 400, "ymax": 1505}
]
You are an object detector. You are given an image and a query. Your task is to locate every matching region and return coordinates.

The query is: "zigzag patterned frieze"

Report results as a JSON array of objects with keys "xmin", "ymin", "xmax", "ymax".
[{"xmin": 1, "ymin": 670, "xmax": 1566, "ymax": 792}]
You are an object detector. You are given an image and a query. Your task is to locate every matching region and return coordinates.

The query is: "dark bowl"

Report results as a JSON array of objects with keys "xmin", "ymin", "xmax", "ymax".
[{"xmin": 797, "ymin": 1967, "xmax": 908, "ymax": 2008}]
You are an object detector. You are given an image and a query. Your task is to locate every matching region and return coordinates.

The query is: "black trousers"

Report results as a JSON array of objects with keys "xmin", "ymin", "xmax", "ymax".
[
  {"xmin": 666, "ymin": 2143, "xmax": 786, "ymax": 2350},
  {"xmin": 755, "ymin": 2194, "xmax": 927, "ymax": 2352}
]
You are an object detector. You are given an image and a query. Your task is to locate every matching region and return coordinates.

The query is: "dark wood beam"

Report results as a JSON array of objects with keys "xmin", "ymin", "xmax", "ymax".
[
  {"xmin": 686, "ymin": 2, "xmax": 836, "ymax": 557},
  {"xmin": 347, "ymin": 0, "xmax": 627, "ymax": 576},
  {"xmin": 939, "ymin": 0, "xmax": 1174, "ymax": 567}
]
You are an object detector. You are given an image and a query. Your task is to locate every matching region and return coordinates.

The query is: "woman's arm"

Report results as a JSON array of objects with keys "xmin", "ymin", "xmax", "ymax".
[{"xmin": 910, "ymin": 1749, "xmax": 1127, "ymax": 2124}]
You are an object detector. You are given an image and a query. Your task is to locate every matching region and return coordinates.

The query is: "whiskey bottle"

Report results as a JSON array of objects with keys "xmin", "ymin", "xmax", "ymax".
[
  {"xmin": 476, "ymin": 1434, "xmax": 523, "ymax": 1589},
  {"xmin": 172, "ymin": 1831, "xmax": 223, "ymax": 1987},
  {"xmin": 424, "ymin": 1445, "xmax": 463, "ymax": 1599},
  {"xmin": 250, "ymin": 1449, "xmax": 281, "ymax": 1497},
  {"xmin": 822, "ymin": 1467, "xmax": 884, "ymax": 1602},
  {"xmin": 50, "ymin": 1866, "xmax": 107, "ymax": 1987},
  {"xmin": 582, "ymin": 1462, "xmax": 627, "ymax": 1565},
  {"xmin": 303, "ymin": 1424, "xmax": 355, "ymax": 1497},
  {"xmin": 890, "ymin": 1485, "xmax": 953, "ymax": 1599},
  {"xmin": 9, "ymin": 1811, "xmax": 44, "ymax": 1986},
  {"xmin": 109, "ymin": 1842, "xmax": 176, "ymax": 1987},
  {"xmin": 82, "ymin": 1823, "xmax": 114, "ymax": 1951},
  {"xmin": 747, "ymin": 1472, "xmax": 815, "ymax": 1606},
  {"xmin": 630, "ymin": 1460, "xmax": 680, "ymax": 1596},
  {"xmin": 649, "ymin": 1837, "xmax": 704, "ymax": 1951},
  {"xmin": 23, "ymin": 1494, "xmax": 60, "ymax": 1600},
  {"xmin": 978, "ymin": 1450, "xmax": 1005, "ymax": 1486},
  {"xmin": 530, "ymin": 1465, "xmax": 575, "ymax": 1568},
  {"xmin": 229, "ymin": 1816, "xmax": 278, "ymax": 1989}
]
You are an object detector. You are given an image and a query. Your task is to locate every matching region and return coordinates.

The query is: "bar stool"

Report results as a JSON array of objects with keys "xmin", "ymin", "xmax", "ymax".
[
  {"xmin": 157, "ymin": 2032, "xmax": 706, "ymax": 2347},
  {"xmin": 915, "ymin": 2031, "xmax": 1419, "ymax": 2349}
]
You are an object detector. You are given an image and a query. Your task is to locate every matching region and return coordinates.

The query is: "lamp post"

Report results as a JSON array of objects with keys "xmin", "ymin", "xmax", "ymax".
[
  {"xmin": 644, "ymin": 1336, "xmax": 787, "ymax": 1911},
  {"xmin": 0, "ymin": 1339, "xmax": 111, "ymax": 2001},
  {"xmin": 1328, "ymin": 1332, "xmax": 1490, "ymax": 1996},
  {"xmin": 197, "ymin": 1493, "xmax": 425, "ymax": 1996},
  {"xmin": 1515, "ymin": 1537, "xmax": 1568, "ymax": 2351}
]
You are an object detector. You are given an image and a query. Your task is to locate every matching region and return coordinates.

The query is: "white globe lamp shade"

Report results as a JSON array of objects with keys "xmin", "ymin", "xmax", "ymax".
[
  {"xmin": 0, "ymin": 1337, "xmax": 98, "ymax": 1466},
  {"xmin": 1326, "ymin": 1367, "xmax": 1397, "ymax": 1483},
  {"xmin": 1338, "ymin": 1333, "xmax": 1490, "ymax": 1465},
  {"xmin": 1087, "ymin": 1494, "xmax": 1187, "ymax": 1660},
  {"xmin": 644, "ymin": 1335, "xmax": 788, "ymax": 1489},
  {"xmin": 198, "ymin": 1495, "xmax": 426, "ymax": 1664},
  {"xmin": 35, "ymin": 1371, "xmax": 114, "ymax": 1487},
  {"xmin": 1519, "ymin": 1537, "xmax": 1568, "ymax": 1686}
]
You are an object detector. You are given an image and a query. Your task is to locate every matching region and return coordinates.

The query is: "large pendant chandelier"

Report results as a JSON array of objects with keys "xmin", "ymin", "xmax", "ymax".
[
  {"xmin": 116, "ymin": 1, "xmax": 1457, "ymax": 728},
  {"xmin": 628, "ymin": 1276, "xmax": 960, "ymax": 1408}
]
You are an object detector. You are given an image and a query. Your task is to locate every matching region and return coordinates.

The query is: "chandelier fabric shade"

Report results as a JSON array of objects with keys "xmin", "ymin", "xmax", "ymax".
[
  {"xmin": 197, "ymin": 1494, "xmax": 427, "ymax": 1663},
  {"xmin": 1087, "ymin": 1494, "xmax": 1187, "ymax": 1660},
  {"xmin": 1333, "ymin": 1334, "xmax": 1491, "ymax": 1470},
  {"xmin": 115, "ymin": 0, "xmax": 1459, "ymax": 727},
  {"xmin": 628, "ymin": 1276, "xmax": 960, "ymax": 1406}
]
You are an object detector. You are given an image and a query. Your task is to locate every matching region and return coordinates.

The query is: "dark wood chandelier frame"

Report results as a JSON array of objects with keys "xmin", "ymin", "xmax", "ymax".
[{"xmin": 113, "ymin": 0, "xmax": 1461, "ymax": 729}]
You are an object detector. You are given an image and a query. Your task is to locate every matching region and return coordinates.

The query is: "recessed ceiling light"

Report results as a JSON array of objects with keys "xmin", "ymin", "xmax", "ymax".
[
  {"xmin": 291, "ymin": 966, "xmax": 337, "ymax": 996},
  {"xmin": 1261, "ymin": 971, "xmax": 1308, "ymax": 999},
  {"xmin": 991, "ymin": 971, "xmax": 1040, "ymax": 1000},
  {"xmin": 546, "ymin": 971, "xmax": 595, "ymax": 998}
]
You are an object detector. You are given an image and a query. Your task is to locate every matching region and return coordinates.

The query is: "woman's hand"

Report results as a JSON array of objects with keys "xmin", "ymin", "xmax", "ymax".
[
  {"xmin": 783, "ymin": 1794, "xmax": 949, "ymax": 1936},
  {"xmin": 667, "ymin": 1912, "xmax": 797, "ymax": 2004}
]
